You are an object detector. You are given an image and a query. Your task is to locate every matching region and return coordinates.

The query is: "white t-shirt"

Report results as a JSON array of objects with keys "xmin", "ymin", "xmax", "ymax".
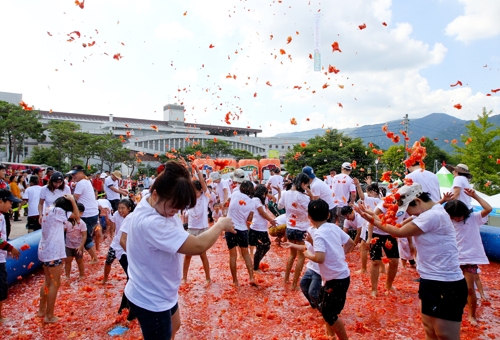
[
  {"xmin": 187, "ymin": 190, "xmax": 210, "ymax": 230},
  {"xmin": 452, "ymin": 176, "xmax": 472, "ymax": 209},
  {"xmin": 412, "ymin": 204, "xmax": 464, "ymax": 282},
  {"xmin": 22, "ymin": 185, "xmax": 42, "ymax": 217},
  {"xmin": 64, "ymin": 219, "xmax": 87, "ymax": 249},
  {"xmin": 267, "ymin": 174, "xmax": 283, "ymax": 196},
  {"xmin": 343, "ymin": 212, "xmax": 365, "ymax": 231},
  {"xmin": 331, "ymin": 174, "xmax": 355, "ymax": 208},
  {"xmin": 227, "ymin": 191, "xmax": 256, "ymax": 231},
  {"xmin": 250, "ymin": 197, "xmax": 269, "ymax": 232},
  {"xmin": 110, "ymin": 212, "xmax": 130, "ymax": 261},
  {"xmin": 74, "ymin": 179, "xmax": 99, "ymax": 217},
  {"xmin": 212, "ymin": 209, "xmax": 222, "ymax": 222},
  {"xmin": 0, "ymin": 215, "xmax": 7, "ymax": 263},
  {"xmin": 452, "ymin": 212, "xmax": 489, "ymax": 265},
  {"xmin": 278, "ymin": 190, "xmax": 310, "ymax": 231},
  {"xmin": 374, "ymin": 201, "xmax": 408, "ymax": 236},
  {"xmin": 406, "ymin": 169, "xmax": 441, "ymax": 202},
  {"xmin": 324, "ymin": 175, "xmax": 336, "ymax": 190},
  {"xmin": 39, "ymin": 185, "xmax": 71, "ymax": 210},
  {"xmin": 104, "ymin": 176, "xmax": 121, "ymax": 201},
  {"xmin": 362, "ymin": 196, "xmax": 381, "ymax": 211},
  {"xmin": 310, "ymin": 177, "xmax": 335, "ymax": 209},
  {"xmin": 305, "ymin": 227, "xmax": 320, "ymax": 275},
  {"xmin": 124, "ymin": 195, "xmax": 189, "ymax": 312},
  {"xmin": 214, "ymin": 180, "xmax": 230, "ymax": 203},
  {"xmin": 38, "ymin": 207, "xmax": 70, "ymax": 262},
  {"xmin": 313, "ymin": 222, "xmax": 351, "ymax": 281}
]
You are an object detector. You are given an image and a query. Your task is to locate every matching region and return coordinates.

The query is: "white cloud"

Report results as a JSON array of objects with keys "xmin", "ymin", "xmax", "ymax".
[
  {"xmin": 445, "ymin": 0, "xmax": 500, "ymax": 43},
  {"xmin": 155, "ymin": 22, "xmax": 194, "ymax": 40}
]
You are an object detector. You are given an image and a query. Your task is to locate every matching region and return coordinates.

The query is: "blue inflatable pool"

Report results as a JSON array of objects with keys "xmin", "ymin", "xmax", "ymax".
[
  {"xmin": 480, "ymin": 225, "xmax": 500, "ymax": 262},
  {"xmin": 6, "ymin": 230, "xmax": 42, "ymax": 285}
]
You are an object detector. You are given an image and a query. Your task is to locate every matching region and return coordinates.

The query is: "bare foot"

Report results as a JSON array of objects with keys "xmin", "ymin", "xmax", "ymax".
[
  {"xmin": 181, "ymin": 278, "xmax": 187, "ymax": 285},
  {"xmin": 480, "ymin": 294, "xmax": 488, "ymax": 301},
  {"xmin": 78, "ymin": 275, "xmax": 85, "ymax": 280},
  {"xmin": 291, "ymin": 285, "xmax": 300, "ymax": 291},
  {"xmin": 371, "ymin": 290, "xmax": 377, "ymax": 297},
  {"xmin": 355, "ymin": 269, "xmax": 367, "ymax": 274},
  {"xmin": 254, "ymin": 269, "xmax": 262, "ymax": 274},
  {"xmin": 89, "ymin": 259, "xmax": 99, "ymax": 264},
  {"xmin": 232, "ymin": 280, "xmax": 239, "ymax": 287},
  {"xmin": 37, "ymin": 310, "xmax": 46, "ymax": 317},
  {"xmin": 44, "ymin": 316, "xmax": 59, "ymax": 323},
  {"xmin": 205, "ymin": 279, "xmax": 211, "ymax": 285},
  {"xmin": 385, "ymin": 286, "xmax": 396, "ymax": 295},
  {"xmin": 249, "ymin": 280, "xmax": 257, "ymax": 287},
  {"xmin": 0, "ymin": 317, "xmax": 9, "ymax": 323},
  {"xmin": 65, "ymin": 276, "xmax": 71, "ymax": 281},
  {"xmin": 468, "ymin": 316, "xmax": 478, "ymax": 326}
]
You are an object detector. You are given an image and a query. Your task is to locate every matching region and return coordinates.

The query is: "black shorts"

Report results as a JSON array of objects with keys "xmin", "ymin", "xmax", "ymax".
[
  {"xmin": 0, "ymin": 263, "xmax": 7, "ymax": 301},
  {"xmin": 26, "ymin": 216, "xmax": 41, "ymax": 231},
  {"xmin": 42, "ymin": 259, "xmax": 63, "ymax": 267},
  {"xmin": 106, "ymin": 247, "xmax": 116, "ymax": 265},
  {"xmin": 346, "ymin": 229, "xmax": 357, "ymax": 241},
  {"xmin": 419, "ymin": 277, "xmax": 468, "ymax": 322},
  {"xmin": 286, "ymin": 228, "xmax": 306, "ymax": 242},
  {"xmin": 249, "ymin": 229, "xmax": 271, "ymax": 247},
  {"xmin": 225, "ymin": 230, "xmax": 249, "ymax": 249},
  {"xmin": 370, "ymin": 233, "xmax": 399, "ymax": 260},
  {"xmin": 318, "ymin": 276, "xmax": 350, "ymax": 326}
]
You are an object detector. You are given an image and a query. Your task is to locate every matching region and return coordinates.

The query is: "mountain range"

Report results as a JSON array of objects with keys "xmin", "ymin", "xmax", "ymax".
[{"xmin": 274, "ymin": 113, "xmax": 500, "ymax": 153}]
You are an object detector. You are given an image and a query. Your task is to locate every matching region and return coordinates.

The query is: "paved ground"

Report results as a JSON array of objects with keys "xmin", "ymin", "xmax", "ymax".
[{"xmin": 9, "ymin": 217, "xmax": 29, "ymax": 240}]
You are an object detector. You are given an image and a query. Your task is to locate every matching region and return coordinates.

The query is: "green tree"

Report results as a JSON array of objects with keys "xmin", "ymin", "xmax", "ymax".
[
  {"xmin": 46, "ymin": 120, "xmax": 82, "ymax": 169},
  {"xmin": 0, "ymin": 101, "xmax": 46, "ymax": 162},
  {"xmin": 381, "ymin": 144, "xmax": 406, "ymax": 175},
  {"xmin": 24, "ymin": 146, "xmax": 60, "ymax": 167},
  {"xmin": 421, "ymin": 138, "xmax": 451, "ymax": 172},
  {"xmin": 284, "ymin": 128, "xmax": 375, "ymax": 179},
  {"xmin": 230, "ymin": 149, "xmax": 255, "ymax": 161},
  {"xmin": 204, "ymin": 139, "xmax": 232, "ymax": 157},
  {"xmin": 452, "ymin": 108, "xmax": 500, "ymax": 195}
]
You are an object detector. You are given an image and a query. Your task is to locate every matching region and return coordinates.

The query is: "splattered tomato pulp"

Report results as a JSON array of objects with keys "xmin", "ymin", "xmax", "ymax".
[{"xmin": 3, "ymin": 236, "xmax": 499, "ymax": 339}]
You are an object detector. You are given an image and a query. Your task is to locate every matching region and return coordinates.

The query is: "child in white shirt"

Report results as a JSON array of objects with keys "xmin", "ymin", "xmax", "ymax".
[{"xmin": 64, "ymin": 203, "xmax": 87, "ymax": 279}]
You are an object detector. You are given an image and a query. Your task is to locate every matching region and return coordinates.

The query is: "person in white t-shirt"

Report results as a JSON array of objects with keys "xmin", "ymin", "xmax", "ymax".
[
  {"xmin": 284, "ymin": 199, "xmax": 355, "ymax": 339},
  {"xmin": 248, "ymin": 185, "xmax": 278, "ymax": 271},
  {"xmin": 22, "ymin": 175, "xmax": 43, "ymax": 232},
  {"xmin": 278, "ymin": 173, "xmax": 314, "ymax": 289},
  {"xmin": 122, "ymin": 161, "xmax": 235, "ymax": 340},
  {"xmin": 302, "ymin": 166, "xmax": 336, "ymax": 223},
  {"xmin": 104, "ymin": 170, "xmax": 129, "ymax": 212},
  {"xmin": 444, "ymin": 188, "xmax": 492, "ymax": 326},
  {"xmin": 226, "ymin": 180, "xmax": 257, "ymax": 286},
  {"xmin": 300, "ymin": 226, "xmax": 322, "ymax": 309},
  {"xmin": 210, "ymin": 172, "xmax": 230, "ymax": 215},
  {"xmin": 66, "ymin": 165, "xmax": 99, "ymax": 263},
  {"xmin": 182, "ymin": 166, "xmax": 213, "ymax": 284},
  {"xmin": 405, "ymin": 162, "xmax": 441, "ymax": 201},
  {"xmin": 330, "ymin": 162, "xmax": 356, "ymax": 225},
  {"xmin": 63, "ymin": 203, "xmax": 87, "ymax": 280},
  {"xmin": 212, "ymin": 203, "xmax": 222, "ymax": 222},
  {"xmin": 323, "ymin": 168, "xmax": 337, "ymax": 190},
  {"xmin": 38, "ymin": 172, "xmax": 71, "ymax": 225},
  {"xmin": 267, "ymin": 168, "xmax": 283, "ymax": 196},
  {"xmin": 447, "ymin": 163, "xmax": 473, "ymax": 210},
  {"xmin": 37, "ymin": 194, "xmax": 79, "ymax": 324},
  {"xmin": 356, "ymin": 183, "xmax": 467, "ymax": 340}
]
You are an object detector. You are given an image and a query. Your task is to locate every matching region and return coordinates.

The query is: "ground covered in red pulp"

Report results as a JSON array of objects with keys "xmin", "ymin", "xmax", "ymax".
[{"xmin": 2, "ymin": 236, "xmax": 499, "ymax": 339}]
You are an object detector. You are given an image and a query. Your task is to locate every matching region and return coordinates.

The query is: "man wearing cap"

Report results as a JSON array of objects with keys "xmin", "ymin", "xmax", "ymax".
[
  {"xmin": 104, "ymin": 170, "xmax": 128, "ymax": 212},
  {"xmin": 42, "ymin": 167, "xmax": 54, "ymax": 186},
  {"xmin": 302, "ymin": 166, "xmax": 336, "ymax": 223},
  {"xmin": 405, "ymin": 162, "xmax": 441, "ymax": 202},
  {"xmin": 66, "ymin": 165, "xmax": 99, "ymax": 263},
  {"xmin": 210, "ymin": 172, "xmax": 230, "ymax": 215},
  {"xmin": 230, "ymin": 169, "xmax": 248, "ymax": 193},
  {"xmin": 330, "ymin": 163, "xmax": 357, "ymax": 226}
]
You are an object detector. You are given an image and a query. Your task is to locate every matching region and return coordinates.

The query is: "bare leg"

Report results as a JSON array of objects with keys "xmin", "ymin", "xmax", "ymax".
[
  {"xmin": 356, "ymin": 241, "xmax": 368, "ymax": 274},
  {"xmin": 325, "ymin": 317, "xmax": 349, "ymax": 340},
  {"xmin": 292, "ymin": 248, "xmax": 305, "ymax": 289},
  {"xmin": 87, "ymin": 246, "xmax": 98, "ymax": 263},
  {"xmin": 171, "ymin": 306, "xmax": 181, "ymax": 340},
  {"xmin": 102, "ymin": 263, "xmax": 112, "ymax": 283},
  {"xmin": 422, "ymin": 312, "xmax": 461, "ymax": 340},
  {"xmin": 385, "ymin": 258, "xmax": 399, "ymax": 294},
  {"xmin": 285, "ymin": 247, "xmax": 297, "ymax": 284},
  {"xmin": 76, "ymin": 258, "xmax": 85, "ymax": 279},
  {"xmin": 65, "ymin": 256, "xmax": 73, "ymax": 279},
  {"xmin": 464, "ymin": 272, "xmax": 478, "ymax": 325},
  {"xmin": 370, "ymin": 260, "xmax": 381, "ymax": 296},
  {"xmin": 0, "ymin": 301, "xmax": 6, "ymax": 322},
  {"xmin": 182, "ymin": 255, "xmax": 192, "ymax": 283},
  {"xmin": 43, "ymin": 265, "xmax": 62, "ymax": 323},
  {"xmin": 199, "ymin": 252, "xmax": 211, "ymax": 283},
  {"xmin": 240, "ymin": 247, "xmax": 256, "ymax": 285},
  {"xmin": 474, "ymin": 274, "xmax": 487, "ymax": 300},
  {"xmin": 229, "ymin": 247, "xmax": 238, "ymax": 286}
]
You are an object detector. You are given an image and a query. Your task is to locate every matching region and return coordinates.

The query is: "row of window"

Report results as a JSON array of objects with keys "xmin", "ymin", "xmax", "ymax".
[{"xmin": 269, "ymin": 145, "xmax": 292, "ymax": 149}]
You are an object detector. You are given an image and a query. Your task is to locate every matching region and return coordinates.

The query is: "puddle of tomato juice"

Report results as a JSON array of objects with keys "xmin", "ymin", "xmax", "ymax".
[{"xmin": 2, "ymin": 235, "xmax": 499, "ymax": 339}]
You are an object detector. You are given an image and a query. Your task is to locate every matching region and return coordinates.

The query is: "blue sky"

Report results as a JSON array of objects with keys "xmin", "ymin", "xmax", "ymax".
[{"xmin": 0, "ymin": 0, "xmax": 498, "ymax": 137}]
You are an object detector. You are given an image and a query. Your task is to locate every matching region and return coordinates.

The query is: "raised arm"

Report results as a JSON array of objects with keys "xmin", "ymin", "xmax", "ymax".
[{"xmin": 465, "ymin": 188, "xmax": 492, "ymax": 218}]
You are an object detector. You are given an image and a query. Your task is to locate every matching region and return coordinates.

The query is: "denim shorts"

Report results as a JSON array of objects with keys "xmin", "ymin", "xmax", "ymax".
[
  {"xmin": 81, "ymin": 215, "xmax": 98, "ymax": 249},
  {"xmin": 286, "ymin": 228, "xmax": 306, "ymax": 242},
  {"xmin": 42, "ymin": 259, "xmax": 63, "ymax": 267},
  {"xmin": 225, "ymin": 230, "xmax": 249, "ymax": 249}
]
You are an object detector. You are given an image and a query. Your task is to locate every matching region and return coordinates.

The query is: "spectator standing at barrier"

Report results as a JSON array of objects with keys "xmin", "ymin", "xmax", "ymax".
[{"xmin": 22, "ymin": 176, "xmax": 43, "ymax": 232}]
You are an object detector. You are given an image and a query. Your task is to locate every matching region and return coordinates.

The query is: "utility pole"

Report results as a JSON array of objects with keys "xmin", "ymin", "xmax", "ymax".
[{"xmin": 403, "ymin": 114, "xmax": 409, "ymax": 159}]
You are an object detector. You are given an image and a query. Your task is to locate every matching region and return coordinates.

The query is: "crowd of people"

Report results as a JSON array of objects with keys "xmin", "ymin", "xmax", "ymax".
[{"xmin": 0, "ymin": 159, "xmax": 493, "ymax": 340}]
